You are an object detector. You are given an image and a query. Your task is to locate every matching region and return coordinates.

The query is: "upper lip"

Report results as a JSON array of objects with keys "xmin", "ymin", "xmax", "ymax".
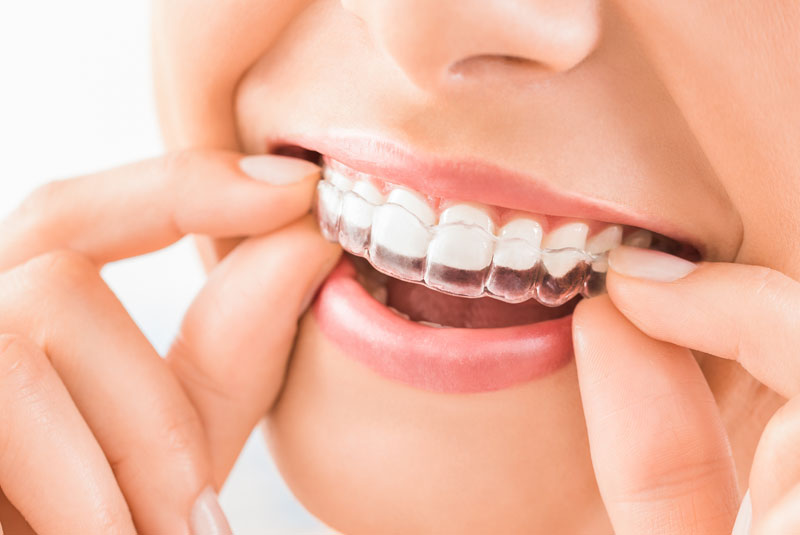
[{"xmin": 268, "ymin": 132, "xmax": 704, "ymax": 255}]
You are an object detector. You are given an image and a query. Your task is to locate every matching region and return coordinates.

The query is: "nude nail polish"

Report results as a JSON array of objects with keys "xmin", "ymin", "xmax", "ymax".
[
  {"xmin": 239, "ymin": 154, "xmax": 320, "ymax": 184},
  {"xmin": 608, "ymin": 245, "xmax": 697, "ymax": 282},
  {"xmin": 190, "ymin": 486, "xmax": 232, "ymax": 535}
]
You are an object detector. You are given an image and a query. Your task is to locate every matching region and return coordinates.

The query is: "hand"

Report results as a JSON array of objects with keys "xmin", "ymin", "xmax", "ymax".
[
  {"xmin": 0, "ymin": 151, "xmax": 340, "ymax": 534},
  {"xmin": 573, "ymin": 245, "xmax": 800, "ymax": 534}
]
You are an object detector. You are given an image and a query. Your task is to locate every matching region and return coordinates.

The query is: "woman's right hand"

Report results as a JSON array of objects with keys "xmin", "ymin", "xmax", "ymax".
[{"xmin": 0, "ymin": 151, "xmax": 340, "ymax": 534}]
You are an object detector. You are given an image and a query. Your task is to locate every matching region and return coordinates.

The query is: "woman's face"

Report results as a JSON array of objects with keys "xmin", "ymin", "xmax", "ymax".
[{"xmin": 154, "ymin": 1, "xmax": 799, "ymax": 532}]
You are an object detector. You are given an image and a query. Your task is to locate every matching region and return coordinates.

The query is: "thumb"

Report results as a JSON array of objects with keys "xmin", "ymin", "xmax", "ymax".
[
  {"xmin": 167, "ymin": 215, "xmax": 341, "ymax": 485},
  {"xmin": 573, "ymin": 295, "xmax": 740, "ymax": 535}
]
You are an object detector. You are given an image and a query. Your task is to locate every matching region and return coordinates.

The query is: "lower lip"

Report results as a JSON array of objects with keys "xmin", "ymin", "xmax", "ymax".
[{"xmin": 312, "ymin": 257, "xmax": 574, "ymax": 394}]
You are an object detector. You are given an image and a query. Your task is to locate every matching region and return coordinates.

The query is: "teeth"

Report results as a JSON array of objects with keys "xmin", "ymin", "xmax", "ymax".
[
  {"xmin": 439, "ymin": 203, "xmax": 495, "ymax": 233},
  {"xmin": 323, "ymin": 168, "xmax": 355, "ymax": 191},
  {"xmin": 485, "ymin": 218, "xmax": 543, "ymax": 302},
  {"xmin": 586, "ymin": 225, "xmax": 623, "ymax": 273},
  {"xmin": 624, "ymin": 229, "xmax": 653, "ymax": 249},
  {"xmin": 387, "ymin": 306, "xmax": 411, "ymax": 320},
  {"xmin": 386, "ymin": 188, "xmax": 436, "ymax": 226},
  {"xmin": 370, "ymin": 203, "xmax": 431, "ymax": 280},
  {"xmin": 492, "ymin": 218, "xmax": 543, "ymax": 270},
  {"xmin": 316, "ymin": 160, "xmax": 669, "ymax": 305},
  {"xmin": 541, "ymin": 222, "xmax": 589, "ymax": 278},
  {"xmin": 425, "ymin": 225, "xmax": 494, "ymax": 296},
  {"xmin": 418, "ymin": 320, "xmax": 451, "ymax": 329},
  {"xmin": 339, "ymin": 182, "xmax": 385, "ymax": 254},
  {"xmin": 316, "ymin": 181, "xmax": 343, "ymax": 241}
]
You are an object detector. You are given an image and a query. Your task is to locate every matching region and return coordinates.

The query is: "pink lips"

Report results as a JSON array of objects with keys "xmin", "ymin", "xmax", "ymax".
[
  {"xmin": 313, "ymin": 258, "xmax": 573, "ymax": 394},
  {"xmin": 270, "ymin": 132, "xmax": 700, "ymax": 254}
]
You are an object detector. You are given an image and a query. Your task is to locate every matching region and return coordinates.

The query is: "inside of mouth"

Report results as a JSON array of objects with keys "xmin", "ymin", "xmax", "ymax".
[
  {"xmin": 350, "ymin": 254, "xmax": 579, "ymax": 328},
  {"xmin": 273, "ymin": 145, "xmax": 699, "ymax": 329}
]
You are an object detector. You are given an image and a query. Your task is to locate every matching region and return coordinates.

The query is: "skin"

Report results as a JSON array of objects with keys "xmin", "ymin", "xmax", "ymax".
[{"xmin": 0, "ymin": 0, "xmax": 797, "ymax": 533}]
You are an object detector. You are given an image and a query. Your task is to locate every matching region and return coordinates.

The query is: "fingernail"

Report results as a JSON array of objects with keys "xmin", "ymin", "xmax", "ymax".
[
  {"xmin": 608, "ymin": 245, "xmax": 697, "ymax": 282},
  {"xmin": 190, "ymin": 486, "xmax": 232, "ymax": 535},
  {"xmin": 239, "ymin": 154, "xmax": 320, "ymax": 185}
]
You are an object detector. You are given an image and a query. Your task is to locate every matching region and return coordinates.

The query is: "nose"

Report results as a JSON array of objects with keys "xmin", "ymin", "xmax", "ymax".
[{"xmin": 340, "ymin": 0, "xmax": 601, "ymax": 90}]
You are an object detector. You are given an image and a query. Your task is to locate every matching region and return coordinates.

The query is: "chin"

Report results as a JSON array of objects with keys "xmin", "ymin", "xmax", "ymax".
[
  {"xmin": 258, "ymin": 139, "xmax": 699, "ymax": 533},
  {"xmin": 264, "ymin": 312, "xmax": 610, "ymax": 534}
]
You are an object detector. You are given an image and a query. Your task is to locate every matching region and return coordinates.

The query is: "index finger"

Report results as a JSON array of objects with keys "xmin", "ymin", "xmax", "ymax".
[
  {"xmin": 605, "ymin": 246, "xmax": 800, "ymax": 398},
  {"xmin": 0, "ymin": 150, "xmax": 320, "ymax": 270},
  {"xmin": 573, "ymin": 296, "xmax": 740, "ymax": 535}
]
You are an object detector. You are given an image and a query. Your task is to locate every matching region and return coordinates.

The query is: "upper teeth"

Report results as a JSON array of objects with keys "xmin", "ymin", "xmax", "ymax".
[{"xmin": 318, "ymin": 159, "xmax": 645, "ymax": 306}]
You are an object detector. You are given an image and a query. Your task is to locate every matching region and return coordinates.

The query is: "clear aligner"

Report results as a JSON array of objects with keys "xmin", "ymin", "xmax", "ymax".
[{"xmin": 315, "ymin": 171, "xmax": 628, "ymax": 307}]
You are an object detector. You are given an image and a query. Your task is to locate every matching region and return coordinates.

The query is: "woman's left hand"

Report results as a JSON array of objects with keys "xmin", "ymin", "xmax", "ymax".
[{"xmin": 572, "ymin": 245, "xmax": 800, "ymax": 534}]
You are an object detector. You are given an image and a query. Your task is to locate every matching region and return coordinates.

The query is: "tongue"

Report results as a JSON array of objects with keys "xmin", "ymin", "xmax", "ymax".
[{"xmin": 386, "ymin": 278, "xmax": 578, "ymax": 328}]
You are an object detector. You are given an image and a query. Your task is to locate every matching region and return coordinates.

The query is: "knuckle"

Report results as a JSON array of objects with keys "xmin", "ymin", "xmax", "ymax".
[
  {"xmin": 0, "ymin": 334, "xmax": 49, "ymax": 403},
  {"xmin": 22, "ymin": 179, "xmax": 68, "ymax": 215},
  {"xmin": 159, "ymin": 149, "xmax": 204, "ymax": 186},
  {"xmin": 9, "ymin": 180, "xmax": 69, "ymax": 237},
  {"xmin": 19, "ymin": 249, "xmax": 99, "ymax": 293},
  {"xmin": 106, "ymin": 402, "xmax": 205, "ymax": 486},
  {"xmin": 749, "ymin": 266, "xmax": 798, "ymax": 313},
  {"xmin": 158, "ymin": 408, "xmax": 205, "ymax": 458}
]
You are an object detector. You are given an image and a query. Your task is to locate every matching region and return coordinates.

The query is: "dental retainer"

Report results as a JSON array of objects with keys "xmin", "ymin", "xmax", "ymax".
[{"xmin": 313, "ymin": 164, "xmax": 625, "ymax": 307}]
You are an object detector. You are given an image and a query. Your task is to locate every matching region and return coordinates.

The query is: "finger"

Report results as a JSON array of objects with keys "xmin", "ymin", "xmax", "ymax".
[
  {"xmin": 0, "ymin": 489, "xmax": 35, "ymax": 535},
  {"xmin": 754, "ymin": 482, "xmax": 800, "ymax": 535},
  {"xmin": 573, "ymin": 296, "xmax": 740, "ymax": 535},
  {"xmin": 168, "ymin": 215, "xmax": 342, "ymax": 483},
  {"xmin": 0, "ymin": 250, "xmax": 224, "ymax": 534},
  {"xmin": 749, "ymin": 395, "xmax": 800, "ymax": 522},
  {"xmin": 0, "ymin": 334, "xmax": 135, "ymax": 535},
  {"xmin": 605, "ymin": 246, "xmax": 800, "ymax": 397},
  {"xmin": 0, "ymin": 151, "xmax": 320, "ymax": 269}
]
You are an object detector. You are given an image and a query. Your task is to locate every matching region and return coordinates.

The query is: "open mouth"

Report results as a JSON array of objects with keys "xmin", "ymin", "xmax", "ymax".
[{"xmin": 274, "ymin": 142, "xmax": 699, "ymax": 392}]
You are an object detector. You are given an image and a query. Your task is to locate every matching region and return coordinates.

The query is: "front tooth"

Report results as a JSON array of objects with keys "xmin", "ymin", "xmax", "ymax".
[
  {"xmin": 485, "ymin": 218, "xmax": 543, "ymax": 302},
  {"xmin": 586, "ymin": 225, "xmax": 623, "ymax": 273},
  {"xmin": 543, "ymin": 222, "xmax": 589, "ymax": 250},
  {"xmin": 586, "ymin": 225, "xmax": 623, "ymax": 254},
  {"xmin": 624, "ymin": 229, "xmax": 653, "ymax": 248},
  {"xmin": 386, "ymin": 187, "xmax": 436, "ymax": 226},
  {"xmin": 425, "ymin": 224, "xmax": 494, "ymax": 297},
  {"xmin": 324, "ymin": 168, "xmax": 355, "ymax": 191},
  {"xmin": 499, "ymin": 218, "xmax": 543, "ymax": 247},
  {"xmin": 339, "ymin": 181, "xmax": 385, "ymax": 254},
  {"xmin": 369, "ymin": 203, "xmax": 431, "ymax": 281},
  {"xmin": 353, "ymin": 180, "xmax": 384, "ymax": 204},
  {"xmin": 542, "ymin": 222, "xmax": 589, "ymax": 277},
  {"xmin": 493, "ymin": 218, "xmax": 542, "ymax": 270},
  {"xmin": 439, "ymin": 203, "xmax": 495, "ymax": 234}
]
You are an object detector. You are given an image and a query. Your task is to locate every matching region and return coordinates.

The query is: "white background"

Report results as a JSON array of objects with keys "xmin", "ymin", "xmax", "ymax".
[{"xmin": 0, "ymin": 2, "xmax": 326, "ymax": 533}]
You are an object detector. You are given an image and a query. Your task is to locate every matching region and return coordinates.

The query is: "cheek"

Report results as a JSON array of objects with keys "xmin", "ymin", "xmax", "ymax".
[{"xmin": 265, "ymin": 313, "xmax": 606, "ymax": 533}]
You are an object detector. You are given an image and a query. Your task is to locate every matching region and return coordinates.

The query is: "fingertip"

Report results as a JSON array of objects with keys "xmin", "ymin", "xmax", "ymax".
[
  {"xmin": 239, "ymin": 154, "xmax": 321, "ymax": 185},
  {"xmin": 572, "ymin": 294, "xmax": 622, "ymax": 346}
]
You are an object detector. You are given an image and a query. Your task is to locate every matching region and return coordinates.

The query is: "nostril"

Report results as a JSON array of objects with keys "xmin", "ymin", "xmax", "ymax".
[{"xmin": 447, "ymin": 54, "xmax": 558, "ymax": 85}]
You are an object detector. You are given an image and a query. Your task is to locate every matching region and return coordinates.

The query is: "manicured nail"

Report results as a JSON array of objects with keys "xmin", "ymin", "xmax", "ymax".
[
  {"xmin": 239, "ymin": 154, "xmax": 320, "ymax": 185},
  {"xmin": 190, "ymin": 486, "xmax": 232, "ymax": 535},
  {"xmin": 731, "ymin": 490, "xmax": 752, "ymax": 535},
  {"xmin": 608, "ymin": 245, "xmax": 697, "ymax": 282}
]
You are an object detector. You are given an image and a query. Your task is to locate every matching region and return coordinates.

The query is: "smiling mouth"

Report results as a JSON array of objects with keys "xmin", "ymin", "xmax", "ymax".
[
  {"xmin": 292, "ymin": 149, "xmax": 696, "ymax": 328},
  {"xmin": 273, "ymin": 141, "xmax": 698, "ymax": 392}
]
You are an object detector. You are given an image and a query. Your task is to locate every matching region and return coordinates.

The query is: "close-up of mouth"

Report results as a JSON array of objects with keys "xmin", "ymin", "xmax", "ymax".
[{"xmin": 272, "ymin": 140, "xmax": 700, "ymax": 393}]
